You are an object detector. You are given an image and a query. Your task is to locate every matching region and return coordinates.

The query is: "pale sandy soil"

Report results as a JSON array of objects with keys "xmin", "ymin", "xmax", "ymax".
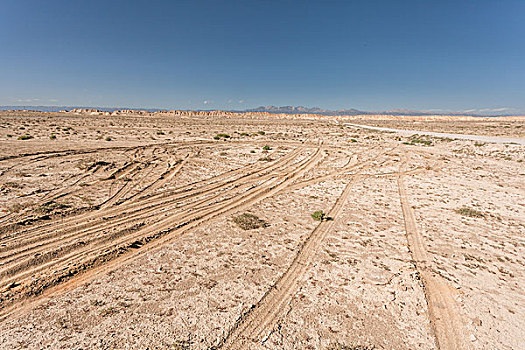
[
  {"xmin": 0, "ymin": 111, "xmax": 523, "ymax": 349},
  {"xmin": 346, "ymin": 119, "xmax": 525, "ymax": 138}
]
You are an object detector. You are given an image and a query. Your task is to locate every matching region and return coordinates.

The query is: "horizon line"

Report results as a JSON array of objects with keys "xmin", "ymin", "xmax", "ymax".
[{"xmin": 1, "ymin": 105, "xmax": 523, "ymax": 118}]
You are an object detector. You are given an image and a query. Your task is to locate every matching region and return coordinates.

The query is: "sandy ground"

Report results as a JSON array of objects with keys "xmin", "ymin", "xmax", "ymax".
[
  {"xmin": 0, "ymin": 111, "xmax": 523, "ymax": 349},
  {"xmin": 346, "ymin": 119, "xmax": 525, "ymax": 138}
]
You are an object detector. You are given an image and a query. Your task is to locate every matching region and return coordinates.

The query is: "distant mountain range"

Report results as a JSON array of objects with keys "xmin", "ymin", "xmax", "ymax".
[
  {"xmin": 245, "ymin": 105, "xmax": 365, "ymax": 115},
  {"xmin": 0, "ymin": 106, "xmax": 165, "ymax": 113},
  {"xmin": 244, "ymin": 105, "xmax": 512, "ymax": 117},
  {"xmin": 0, "ymin": 105, "xmax": 516, "ymax": 117}
]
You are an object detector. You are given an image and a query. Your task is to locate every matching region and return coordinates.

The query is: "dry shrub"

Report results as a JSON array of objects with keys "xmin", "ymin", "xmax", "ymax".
[
  {"xmin": 233, "ymin": 213, "xmax": 267, "ymax": 230},
  {"xmin": 328, "ymin": 342, "xmax": 375, "ymax": 350},
  {"xmin": 455, "ymin": 206, "xmax": 484, "ymax": 218}
]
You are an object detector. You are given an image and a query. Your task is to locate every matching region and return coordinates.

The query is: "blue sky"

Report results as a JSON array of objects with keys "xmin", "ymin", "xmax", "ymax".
[{"xmin": 1, "ymin": 0, "xmax": 524, "ymax": 113}]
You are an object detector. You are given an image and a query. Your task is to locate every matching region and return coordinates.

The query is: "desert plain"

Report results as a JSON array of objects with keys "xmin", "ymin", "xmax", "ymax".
[{"xmin": 0, "ymin": 110, "xmax": 523, "ymax": 349}]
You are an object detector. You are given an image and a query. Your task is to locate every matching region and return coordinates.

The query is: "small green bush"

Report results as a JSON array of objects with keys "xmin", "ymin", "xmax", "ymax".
[
  {"xmin": 311, "ymin": 210, "xmax": 326, "ymax": 221},
  {"xmin": 262, "ymin": 145, "xmax": 271, "ymax": 151},
  {"xmin": 257, "ymin": 131, "xmax": 265, "ymax": 135},
  {"xmin": 18, "ymin": 134, "xmax": 33, "ymax": 140},
  {"xmin": 216, "ymin": 133, "xmax": 230, "ymax": 139},
  {"xmin": 404, "ymin": 135, "xmax": 432, "ymax": 146},
  {"xmin": 105, "ymin": 136, "xmax": 112, "ymax": 141},
  {"xmin": 49, "ymin": 134, "xmax": 57, "ymax": 140}
]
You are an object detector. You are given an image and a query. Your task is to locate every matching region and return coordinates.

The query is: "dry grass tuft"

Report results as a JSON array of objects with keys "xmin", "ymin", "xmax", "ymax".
[
  {"xmin": 233, "ymin": 213, "xmax": 267, "ymax": 230},
  {"xmin": 455, "ymin": 206, "xmax": 484, "ymax": 218},
  {"xmin": 328, "ymin": 342, "xmax": 375, "ymax": 350}
]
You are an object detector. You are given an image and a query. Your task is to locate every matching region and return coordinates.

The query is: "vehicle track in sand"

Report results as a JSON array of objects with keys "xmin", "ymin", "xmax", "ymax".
[
  {"xmin": 132, "ymin": 153, "xmax": 192, "ymax": 198},
  {"xmin": 0, "ymin": 142, "xmax": 199, "ymax": 225},
  {"xmin": 56, "ymin": 147, "xmax": 188, "ymax": 208},
  {"xmin": 0, "ymin": 146, "xmax": 323, "ymax": 321},
  {"xmin": 99, "ymin": 161, "xmax": 159, "ymax": 209},
  {"xmin": 0, "ymin": 146, "xmax": 303, "ymax": 250},
  {"xmin": 220, "ymin": 149, "xmax": 438, "ymax": 349},
  {"xmin": 0, "ymin": 140, "xmax": 313, "ymax": 226},
  {"xmin": 397, "ymin": 152, "xmax": 471, "ymax": 350},
  {"xmin": 0, "ymin": 142, "xmax": 403, "ymax": 326},
  {"xmin": 0, "ymin": 146, "xmax": 408, "ymax": 272},
  {"xmin": 0, "ymin": 149, "xmax": 305, "ymax": 275},
  {"xmin": 220, "ymin": 169, "xmax": 367, "ymax": 349},
  {"xmin": 8, "ymin": 145, "xmax": 400, "ymax": 268},
  {"xmin": 0, "ymin": 138, "xmax": 317, "ymax": 166},
  {"xmin": 0, "ymin": 146, "xmax": 305, "ymax": 263},
  {"xmin": 0, "ymin": 139, "xmax": 212, "ymax": 163}
]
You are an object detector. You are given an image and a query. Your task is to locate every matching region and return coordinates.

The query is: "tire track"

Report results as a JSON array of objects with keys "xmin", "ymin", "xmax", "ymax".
[
  {"xmin": 0, "ymin": 151, "xmax": 299, "ymax": 267},
  {"xmin": 0, "ymin": 147, "xmax": 316, "ymax": 274},
  {"xmin": 0, "ymin": 139, "xmax": 213, "ymax": 163},
  {"xmin": 397, "ymin": 153, "xmax": 471, "ymax": 350},
  {"xmin": 99, "ymin": 161, "xmax": 159, "ymax": 209},
  {"xmin": 1, "ymin": 145, "xmax": 299, "ymax": 239},
  {"xmin": 0, "ymin": 143, "xmax": 197, "ymax": 226},
  {"xmin": 1, "ymin": 171, "xmax": 284, "ymax": 284},
  {"xmin": 136, "ymin": 153, "xmax": 191, "ymax": 196},
  {"xmin": 0, "ymin": 147, "xmax": 322, "ymax": 318},
  {"xmin": 0, "ymin": 147, "xmax": 303, "ymax": 253},
  {"xmin": 221, "ymin": 172, "xmax": 363, "ymax": 349},
  {"xmin": 285, "ymin": 145, "xmax": 400, "ymax": 192}
]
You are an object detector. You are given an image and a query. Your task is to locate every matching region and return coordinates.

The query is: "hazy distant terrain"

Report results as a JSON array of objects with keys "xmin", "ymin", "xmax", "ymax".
[{"xmin": 1, "ymin": 105, "xmax": 519, "ymax": 117}]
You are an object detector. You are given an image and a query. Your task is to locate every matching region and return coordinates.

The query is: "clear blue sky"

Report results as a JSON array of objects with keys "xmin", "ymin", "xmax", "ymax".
[{"xmin": 1, "ymin": 0, "xmax": 524, "ymax": 113}]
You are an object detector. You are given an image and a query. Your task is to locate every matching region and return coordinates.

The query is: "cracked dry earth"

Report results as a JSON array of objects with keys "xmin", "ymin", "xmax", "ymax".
[{"xmin": 0, "ymin": 111, "xmax": 524, "ymax": 349}]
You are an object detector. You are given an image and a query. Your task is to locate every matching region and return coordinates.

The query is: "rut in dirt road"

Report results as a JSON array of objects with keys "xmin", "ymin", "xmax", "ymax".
[
  {"xmin": 397, "ymin": 154, "xmax": 471, "ymax": 350},
  {"xmin": 0, "ymin": 142, "xmax": 197, "ymax": 225},
  {"xmin": 0, "ymin": 147, "xmax": 322, "ymax": 321},
  {"xmin": 221, "ymin": 173, "xmax": 364, "ymax": 349},
  {"xmin": 0, "ymin": 148, "xmax": 309, "ymax": 278},
  {"xmin": 0, "ymin": 147, "xmax": 304, "ymax": 264}
]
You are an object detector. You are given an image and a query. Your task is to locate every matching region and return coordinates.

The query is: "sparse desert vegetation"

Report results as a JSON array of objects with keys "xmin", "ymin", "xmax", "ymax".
[
  {"xmin": 403, "ymin": 134, "xmax": 433, "ymax": 146},
  {"xmin": 0, "ymin": 110, "xmax": 523, "ymax": 350},
  {"xmin": 455, "ymin": 206, "xmax": 484, "ymax": 218},
  {"xmin": 215, "ymin": 133, "xmax": 231, "ymax": 140},
  {"xmin": 17, "ymin": 134, "xmax": 33, "ymax": 140},
  {"xmin": 311, "ymin": 209, "xmax": 326, "ymax": 221},
  {"xmin": 327, "ymin": 343, "xmax": 375, "ymax": 350},
  {"xmin": 233, "ymin": 213, "xmax": 267, "ymax": 230}
]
